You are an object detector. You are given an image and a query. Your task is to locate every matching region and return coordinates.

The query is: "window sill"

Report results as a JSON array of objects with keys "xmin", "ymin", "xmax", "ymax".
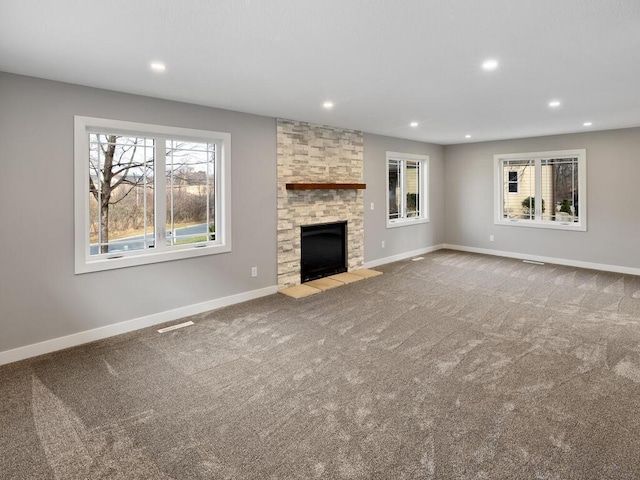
[
  {"xmin": 495, "ymin": 219, "xmax": 586, "ymax": 232},
  {"xmin": 386, "ymin": 217, "xmax": 429, "ymax": 229},
  {"xmin": 75, "ymin": 242, "xmax": 231, "ymax": 274}
]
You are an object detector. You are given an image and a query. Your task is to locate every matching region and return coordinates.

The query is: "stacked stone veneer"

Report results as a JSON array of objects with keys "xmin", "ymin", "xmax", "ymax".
[{"xmin": 277, "ymin": 119, "xmax": 364, "ymax": 288}]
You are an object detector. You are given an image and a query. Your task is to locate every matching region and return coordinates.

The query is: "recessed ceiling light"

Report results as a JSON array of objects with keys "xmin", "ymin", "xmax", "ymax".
[
  {"xmin": 465, "ymin": 134, "xmax": 472, "ymax": 139},
  {"xmin": 410, "ymin": 122, "xmax": 419, "ymax": 127},
  {"xmin": 583, "ymin": 121, "xmax": 593, "ymax": 127},
  {"xmin": 150, "ymin": 62, "xmax": 166, "ymax": 72},
  {"xmin": 323, "ymin": 101, "xmax": 334, "ymax": 109},
  {"xmin": 548, "ymin": 100, "xmax": 561, "ymax": 108},
  {"xmin": 482, "ymin": 59, "xmax": 499, "ymax": 71}
]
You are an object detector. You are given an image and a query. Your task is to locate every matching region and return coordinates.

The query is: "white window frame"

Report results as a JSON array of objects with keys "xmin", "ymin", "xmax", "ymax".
[
  {"xmin": 494, "ymin": 149, "xmax": 587, "ymax": 231},
  {"xmin": 74, "ymin": 116, "xmax": 231, "ymax": 274},
  {"xmin": 386, "ymin": 152, "xmax": 429, "ymax": 228}
]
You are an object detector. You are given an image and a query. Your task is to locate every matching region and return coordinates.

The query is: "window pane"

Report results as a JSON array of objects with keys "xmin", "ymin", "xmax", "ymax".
[
  {"xmin": 541, "ymin": 158, "xmax": 579, "ymax": 223},
  {"xmin": 405, "ymin": 161, "xmax": 420, "ymax": 217},
  {"xmin": 388, "ymin": 159, "xmax": 400, "ymax": 220},
  {"xmin": 166, "ymin": 140, "xmax": 216, "ymax": 246},
  {"xmin": 572, "ymin": 161, "xmax": 579, "ymax": 222},
  {"xmin": 503, "ymin": 160, "xmax": 534, "ymax": 220},
  {"xmin": 89, "ymin": 134, "xmax": 155, "ymax": 255},
  {"xmin": 507, "ymin": 170, "xmax": 518, "ymax": 193}
]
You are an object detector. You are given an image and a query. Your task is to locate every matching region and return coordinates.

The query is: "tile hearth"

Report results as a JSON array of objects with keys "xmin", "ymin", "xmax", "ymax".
[{"xmin": 278, "ymin": 269, "xmax": 383, "ymax": 299}]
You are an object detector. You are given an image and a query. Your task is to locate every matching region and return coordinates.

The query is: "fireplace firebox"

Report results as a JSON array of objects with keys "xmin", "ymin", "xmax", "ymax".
[{"xmin": 300, "ymin": 221, "xmax": 347, "ymax": 283}]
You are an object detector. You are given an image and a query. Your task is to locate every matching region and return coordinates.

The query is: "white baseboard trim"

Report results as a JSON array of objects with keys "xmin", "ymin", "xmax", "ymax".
[
  {"xmin": 364, "ymin": 244, "xmax": 446, "ymax": 269},
  {"xmin": 0, "ymin": 285, "xmax": 279, "ymax": 367},
  {"xmin": 5, "ymin": 244, "xmax": 636, "ymax": 366},
  {"xmin": 443, "ymin": 244, "xmax": 640, "ymax": 277}
]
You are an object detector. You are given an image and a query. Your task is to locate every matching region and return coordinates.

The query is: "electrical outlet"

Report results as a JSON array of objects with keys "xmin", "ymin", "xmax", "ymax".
[
  {"xmin": 489, "ymin": 235, "xmax": 494, "ymax": 242},
  {"xmin": 370, "ymin": 202, "xmax": 375, "ymax": 210},
  {"xmin": 381, "ymin": 240, "xmax": 385, "ymax": 248},
  {"xmin": 251, "ymin": 267, "xmax": 258, "ymax": 277}
]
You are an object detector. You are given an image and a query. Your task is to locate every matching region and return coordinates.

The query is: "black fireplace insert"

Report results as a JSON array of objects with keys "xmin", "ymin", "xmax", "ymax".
[{"xmin": 300, "ymin": 221, "xmax": 347, "ymax": 283}]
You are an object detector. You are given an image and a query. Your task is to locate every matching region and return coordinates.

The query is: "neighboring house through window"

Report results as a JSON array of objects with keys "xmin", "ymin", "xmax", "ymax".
[
  {"xmin": 494, "ymin": 149, "xmax": 586, "ymax": 231},
  {"xmin": 387, "ymin": 151, "xmax": 429, "ymax": 228},
  {"xmin": 508, "ymin": 170, "xmax": 519, "ymax": 193},
  {"xmin": 74, "ymin": 116, "xmax": 231, "ymax": 273}
]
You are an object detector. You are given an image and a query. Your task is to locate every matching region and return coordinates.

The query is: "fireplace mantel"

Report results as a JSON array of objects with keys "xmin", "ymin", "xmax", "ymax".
[{"xmin": 285, "ymin": 183, "xmax": 366, "ymax": 190}]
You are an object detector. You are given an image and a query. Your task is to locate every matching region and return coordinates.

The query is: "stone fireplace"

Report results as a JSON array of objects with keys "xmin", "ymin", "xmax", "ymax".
[{"xmin": 277, "ymin": 119, "xmax": 364, "ymax": 288}]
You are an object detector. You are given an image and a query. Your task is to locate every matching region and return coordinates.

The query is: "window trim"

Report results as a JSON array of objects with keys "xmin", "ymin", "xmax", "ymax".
[
  {"xmin": 494, "ymin": 149, "xmax": 587, "ymax": 232},
  {"xmin": 386, "ymin": 151, "xmax": 429, "ymax": 229},
  {"xmin": 74, "ymin": 116, "xmax": 231, "ymax": 274}
]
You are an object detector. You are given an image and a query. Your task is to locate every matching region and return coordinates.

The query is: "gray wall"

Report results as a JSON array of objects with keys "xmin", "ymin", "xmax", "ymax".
[
  {"xmin": 444, "ymin": 127, "xmax": 640, "ymax": 269},
  {"xmin": 363, "ymin": 133, "xmax": 445, "ymax": 262},
  {"xmin": 0, "ymin": 73, "xmax": 277, "ymax": 353}
]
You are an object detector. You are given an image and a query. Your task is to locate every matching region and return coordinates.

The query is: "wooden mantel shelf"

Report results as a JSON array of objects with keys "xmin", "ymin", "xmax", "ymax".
[{"xmin": 285, "ymin": 183, "xmax": 366, "ymax": 190}]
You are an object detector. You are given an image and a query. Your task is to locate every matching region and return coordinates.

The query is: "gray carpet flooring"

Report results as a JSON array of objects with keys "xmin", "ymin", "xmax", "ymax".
[{"xmin": 2, "ymin": 250, "xmax": 640, "ymax": 479}]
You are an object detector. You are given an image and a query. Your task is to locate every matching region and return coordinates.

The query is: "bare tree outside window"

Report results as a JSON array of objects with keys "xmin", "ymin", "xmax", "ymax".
[
  {"xmin": 89, "ymin": 135, "xmax": 155, "ymax": 254},
  {"xmin": 89, "ymin": 135, "xmax": 216, "ymax": 255}
]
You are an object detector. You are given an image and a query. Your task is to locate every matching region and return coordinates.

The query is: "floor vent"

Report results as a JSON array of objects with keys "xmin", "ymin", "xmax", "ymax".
[
  {"xmin": 523, "ymin": 259, "xmax": 545, "ymax": 265},
  {"xmin": 158, "ymin": 321, "xmax": 194, "ymax": 333}
]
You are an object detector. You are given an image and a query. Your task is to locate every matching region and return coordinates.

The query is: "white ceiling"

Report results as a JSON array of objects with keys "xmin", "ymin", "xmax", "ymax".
[{"xmin": 1, "ymin": 0, "xmax": 639, "ymax": 145}]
